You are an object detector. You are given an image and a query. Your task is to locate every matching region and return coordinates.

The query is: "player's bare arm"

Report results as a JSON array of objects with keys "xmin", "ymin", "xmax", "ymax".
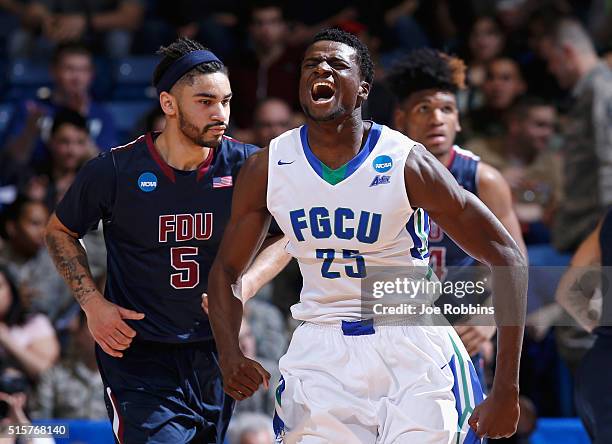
[
  {"xmin": 240, "ymin": 234, "xmax": 291, "ymax": 302},
  {"xmin": 208, "ymin": 148, "xmax": 272, "ymax": 400},
  {"xmin": 555, "ymin": 220, "xmax": 602, "ymax": 333},
  {"xmin": 457, "ymin": 162, "xmax": 527, "ymax": 352},
  {"xmin": 45, "ymin": 214, "xmax": 144, "ymax": 358},
  {"xmin": 477, "ymin": 162, "xmax": 527, "ymax": 258},
  {"xmin": 201, "ymin": 234, "xmax": 290, "ymax": 313},
  {"xmin": 45, "ymin": 214, "xmax": 98, "ymax": 306},
  {"xmin": 405, "ymin": 144, "xmax": 527, "ymax": 439}
]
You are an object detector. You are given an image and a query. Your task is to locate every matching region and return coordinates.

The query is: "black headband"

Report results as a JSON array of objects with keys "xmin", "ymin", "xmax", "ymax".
[{"xmin": 156, "ymin": 50, "xmax": 222, "ymax": 95}]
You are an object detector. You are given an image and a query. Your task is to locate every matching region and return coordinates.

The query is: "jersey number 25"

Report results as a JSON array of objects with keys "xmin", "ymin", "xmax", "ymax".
[{"xmin": 317, "ymin": 248, "xmax": 366, "ymax": 279}]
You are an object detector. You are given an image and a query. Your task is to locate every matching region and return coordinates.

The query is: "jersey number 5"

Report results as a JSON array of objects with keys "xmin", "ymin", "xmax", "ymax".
[
  {"xmin": 316, "ymin": 249, "xmax": 366, "ymax": 279},
  {"xmin": 170, "ymin": 247, "xmax": 200, "ymax": 289}
]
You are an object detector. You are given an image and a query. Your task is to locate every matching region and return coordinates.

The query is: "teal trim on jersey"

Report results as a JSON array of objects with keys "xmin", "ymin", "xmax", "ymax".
[
  {"xmin": 448, "ymin": 333, "xmax": 474, "ymax": 428},
  {"xmin": 275, "ymin": 375, "xmax": 285, "ymax": 407},
  {"xmin": 321, "ymin": 162, "xmax": 348, "ymax": 185},
  {"xmin": 406, "ymin": 208, "xmax": 431, "ymax": 260},
  {"xmin": 299, "ymin": 123, "xmax": 382, "ymax": 185},
  {"xmin": 416, "ymin": 209, "xmax": 429, "ymax": 257}
]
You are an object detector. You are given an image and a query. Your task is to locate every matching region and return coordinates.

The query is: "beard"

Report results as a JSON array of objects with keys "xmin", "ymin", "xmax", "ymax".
[
  {"xmin": 178, "ymin": 108, "xmax": 223, "ymax": 148},
  {"xmin": 301, "ymin": 101, "xmax": 347, "ymax": 123}
]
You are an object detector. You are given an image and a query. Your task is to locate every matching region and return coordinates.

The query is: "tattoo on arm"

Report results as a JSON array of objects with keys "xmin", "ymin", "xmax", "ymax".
[{"xmin": 46, "ymin": 232, "xmax": 98, "ymax": 307}]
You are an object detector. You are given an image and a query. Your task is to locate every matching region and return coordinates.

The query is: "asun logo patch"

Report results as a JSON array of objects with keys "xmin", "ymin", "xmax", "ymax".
[
  {"xmin": 373, "ymin": 155, "xmax": 393, "ymax": 173},
  {"xmin": 138, "ymin": 172, "xmax": 157, "ymax": 192},
  {"xmin": 370, "ymin": 175, "xmax": 391, "ymax": 187}
]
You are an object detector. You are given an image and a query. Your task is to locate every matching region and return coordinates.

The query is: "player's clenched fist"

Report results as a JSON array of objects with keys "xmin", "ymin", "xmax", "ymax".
[
  {"xmin": 82, "ymin": 294, "xmax": 145, "ymax": 358},
  {"xmin": 219, "ymin": 353, "xmax": 270, "ymax": 400},
  {"xmin": 468, "ymin": 387, "xmax": 520, "ymax": 439}
]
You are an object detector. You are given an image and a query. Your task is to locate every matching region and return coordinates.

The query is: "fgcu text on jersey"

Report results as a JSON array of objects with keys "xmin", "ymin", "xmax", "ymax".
[{"xmin": 266, "ymin": 123, "xmax": 432, "ymax": 323}]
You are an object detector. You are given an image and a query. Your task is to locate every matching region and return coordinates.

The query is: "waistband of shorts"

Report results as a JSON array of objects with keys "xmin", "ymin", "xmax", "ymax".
[
  {"xmin": 130, "ymin": 336, "xmax": 217, "ymax": 351},
  {"xmin": 302, "ymin": 315, "xmax": 440, "ymax": 336}
]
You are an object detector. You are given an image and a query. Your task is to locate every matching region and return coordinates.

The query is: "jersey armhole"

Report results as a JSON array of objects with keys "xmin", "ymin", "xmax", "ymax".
[
  {"xmin": 473, "ymin": 162, "xmax": 481, "ymax": 197},
  {"xmin": 402, "ymin": 143, "xmax": 420, "ymax": 211},
  {"xmin": 265, "ymin": 142, "xmax": 273, "ymax": 213},
  {"xmin": 106, "ymin": 150, "xmax": 119, "ymax": 227}
]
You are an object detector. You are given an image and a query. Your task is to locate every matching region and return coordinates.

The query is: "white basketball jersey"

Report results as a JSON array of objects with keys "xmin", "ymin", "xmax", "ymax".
[{"xmin": 267, "ymin": 123, "xmax": 431, "ymax": 323}]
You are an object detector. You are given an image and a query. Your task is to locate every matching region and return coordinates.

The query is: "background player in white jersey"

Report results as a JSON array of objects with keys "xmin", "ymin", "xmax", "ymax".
[
  {"xmin": 208, "ymin": 29, "xmax": 527, "ymax": 442},
  {"xmin": 387, "ymin": 48, "xmax": 526, "ymax": 388}
]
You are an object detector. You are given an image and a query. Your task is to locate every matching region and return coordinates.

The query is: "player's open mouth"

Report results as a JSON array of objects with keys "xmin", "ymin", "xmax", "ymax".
[{"xmin": 311, "ymin": 81, "xmax": 336, "ymax": 103}]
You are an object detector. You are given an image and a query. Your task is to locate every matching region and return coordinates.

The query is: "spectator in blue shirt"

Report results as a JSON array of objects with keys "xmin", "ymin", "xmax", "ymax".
[{"xmin": 1, "ymin": 42, "xmax": 117, "ymax": 178}]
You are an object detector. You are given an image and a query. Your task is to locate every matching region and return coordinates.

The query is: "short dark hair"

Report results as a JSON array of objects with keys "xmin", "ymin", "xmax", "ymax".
[
  {"xmin": 387, "ymin": 48, "xmax": 466, "ymax": 104},
  {"xmin": 0, "ymin": 196, "xmax": 48, "ymax": 240},
  {"xmin": 310, "ymin": 28, "xmax": 374, "ymax": 84},
  {"xmin": 152, "ymin": 38, "xmax": 227, "ymax": 90},
  {"xmin": 485, "ymin": 56, "xmax": 523, "ymax": 78},
  {"xmin": 469, "ymin": 15, "xmax": 504, "ymax": 37},
  {"xmin": 52, "ymin": 41, "xmax": 92, "ymax": 66},
  {"xmin": 508, "ymin": 95, "xmax": 553, "ymax": 120},
  {"xmin": 51, "ymin": 108, "xmax": 88, "ymax": 137},
  {"xmin": 250, "ymin": 0, "xmax": 284, "ymax": 19}
]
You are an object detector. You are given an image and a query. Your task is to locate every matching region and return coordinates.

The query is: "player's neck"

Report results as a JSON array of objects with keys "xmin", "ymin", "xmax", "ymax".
[
  {"xmin": 306, "ymin": 114, "xmax": 370, "ymax": 170},
  {"xmin": 437, "ymin": 150, "xmax": 453, "ymax": 167},
  {"xmin": 155, "ymin": 129, "xmax": 211, "ymax": 171}
]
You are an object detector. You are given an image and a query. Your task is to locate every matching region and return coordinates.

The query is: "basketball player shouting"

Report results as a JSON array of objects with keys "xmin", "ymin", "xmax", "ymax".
[{"xmin": 208, "ymin": 29, "xmax": 527, "ymax": 443}]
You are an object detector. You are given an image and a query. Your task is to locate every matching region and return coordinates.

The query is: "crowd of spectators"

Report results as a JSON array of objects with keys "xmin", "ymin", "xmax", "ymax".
[{"xmin": 0, "ymin": 0, "xmax": 611, "ymax": 443}]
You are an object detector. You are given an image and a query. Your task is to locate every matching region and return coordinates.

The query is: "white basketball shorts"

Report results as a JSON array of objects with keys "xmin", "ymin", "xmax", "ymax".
[{"xmin": 273, "ymin": 320, "xmax": 484, "ymax": 444}]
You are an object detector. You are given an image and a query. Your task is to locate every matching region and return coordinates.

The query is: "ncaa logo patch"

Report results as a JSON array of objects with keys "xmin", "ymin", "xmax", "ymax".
[
  {"xmin": 373, "ymin": 155, "xmax": 393, "ymax": 173},
  {"xmin": 138, "ymin": 172, "xmax": 157, "ymax": 192}
]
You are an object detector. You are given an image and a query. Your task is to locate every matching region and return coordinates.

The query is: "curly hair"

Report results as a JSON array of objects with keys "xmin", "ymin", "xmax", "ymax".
[
  {"xmin": 311, "ymin": 28, "xmax": 375, "ymax": 84},
  {"xmin": 152, "ymin": 37, "xmax": 227, "ymax": 89},
  {"xmin": 387, "ymin": 48, "xmax": 466, "ymax": 103}
]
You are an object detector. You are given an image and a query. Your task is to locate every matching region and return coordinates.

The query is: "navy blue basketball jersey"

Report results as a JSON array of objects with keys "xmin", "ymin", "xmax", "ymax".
[
  {"xmin": 56, "ymin": 133, "xmax": 258, "ymax": 343},
  {"xmin": 596, "ymin": 208, "xmax": 612, "ymax": 337},
  {"xmin": 428, "ymin": 145, "xmax": 480, "ymax": 280}
]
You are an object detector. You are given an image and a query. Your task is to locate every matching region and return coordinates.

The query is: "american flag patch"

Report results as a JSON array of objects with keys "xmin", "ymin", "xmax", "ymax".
[{"xmin": 212, "ymin": 176, "xmax": 233, "ymax": 188}]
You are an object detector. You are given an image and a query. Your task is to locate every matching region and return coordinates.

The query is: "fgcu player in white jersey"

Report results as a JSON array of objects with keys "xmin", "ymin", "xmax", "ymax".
[{"xmin": 208, "ymin": 29, "xmax": 527, "ymax": 443}]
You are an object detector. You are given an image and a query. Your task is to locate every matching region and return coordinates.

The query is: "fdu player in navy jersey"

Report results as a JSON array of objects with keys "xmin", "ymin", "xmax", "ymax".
[
  {"xmin": 45, "ymin": 38, "xmax": 286, "ymax": 443},
  {"xmin": 388, "ymin": 49, "xmax": 526, "ymax": 386}
]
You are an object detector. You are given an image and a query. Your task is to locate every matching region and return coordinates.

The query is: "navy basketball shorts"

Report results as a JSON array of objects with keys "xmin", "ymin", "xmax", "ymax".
[
  {"xmin": 95, "ymin": 339, "xmax": 234, "ymax": 444},
  {"xmin": 574, "ymin": 336, "xmax": 612, "ymax": 443}
]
